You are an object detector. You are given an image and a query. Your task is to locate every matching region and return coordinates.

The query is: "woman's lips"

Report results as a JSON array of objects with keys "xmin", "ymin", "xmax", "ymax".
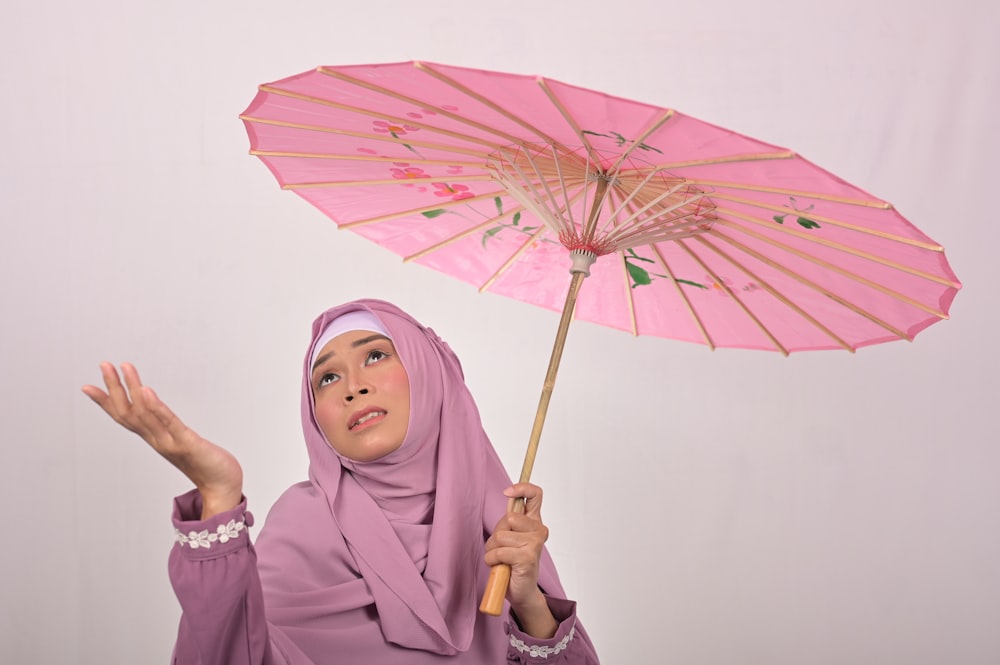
[{"xmin": 349, "ymin": 408, "xmax": 387, "ymax": 430}]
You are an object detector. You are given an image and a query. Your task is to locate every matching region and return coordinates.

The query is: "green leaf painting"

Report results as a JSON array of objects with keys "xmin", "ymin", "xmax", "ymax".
[
  {"xmin": 479, "ymin": 202, "xmax": 557, "ymax": 248},
  {"xmin": 626, "ymin": 261, "xmax": 653, "ymax": 287},
  {"xmin": 773, "ymin": 197, "xmax": 820, "ymax": 229},
  {"xmin": 623, "ymin": 248, "xmax": 707, "ymax": 290},
  {"xmin": 582, "ymin": 129, "xmax": 663, "ymax": 155}
]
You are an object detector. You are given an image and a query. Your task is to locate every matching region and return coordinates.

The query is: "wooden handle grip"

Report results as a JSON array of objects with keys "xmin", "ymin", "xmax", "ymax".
[{"xmin": 479, "ymin": 563, "xmax": 511, "ymax": 615}]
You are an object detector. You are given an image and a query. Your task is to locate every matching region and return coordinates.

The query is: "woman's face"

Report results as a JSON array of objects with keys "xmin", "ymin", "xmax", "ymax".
[{"xmin": 310, "ymin": 329, "xmax": 411, "ymax": 462}]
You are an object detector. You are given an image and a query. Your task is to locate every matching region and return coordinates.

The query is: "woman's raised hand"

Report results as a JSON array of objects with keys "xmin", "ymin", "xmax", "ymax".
[
  {"xmin": 484, "ymin": 482, "xmax": 559, "ymax": 639},
  {"xmin": 81, "ymin": 362, "xmax": 243, "ymax": 519}
]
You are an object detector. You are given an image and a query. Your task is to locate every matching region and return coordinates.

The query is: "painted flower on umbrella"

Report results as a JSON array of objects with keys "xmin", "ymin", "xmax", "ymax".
[
  {"xmin": 390, "ymin": 166, "xmax": 429, "ymax": 180},
  {"xmin": 705, "ymin": 275, "xmax": 761, "ymax": 296},
  {"xmin": 372, "ymin": 120, "xmax": 420, "ymax": 138},
  {"xmin": 433, "ymin": 182, "xmax": 475, "ymax": 201}
]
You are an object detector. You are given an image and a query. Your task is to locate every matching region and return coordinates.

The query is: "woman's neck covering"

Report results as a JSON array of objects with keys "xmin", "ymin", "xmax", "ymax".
[{"xmin": 255, "ymin": 299, "xmax": 566, "ymax": 660}]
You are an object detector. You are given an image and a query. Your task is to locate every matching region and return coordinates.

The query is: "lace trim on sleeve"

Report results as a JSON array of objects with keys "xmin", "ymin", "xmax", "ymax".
[
  {"xmin": 509, "ymin": 626, "xmax": 575, "ymax": 659},
  {"xmin": 174, "ymin": 518, "xmax": 246, "ymax": 549}
]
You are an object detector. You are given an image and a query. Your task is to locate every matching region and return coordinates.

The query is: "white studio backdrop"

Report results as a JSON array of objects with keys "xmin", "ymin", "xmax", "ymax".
[{"xmin": 2, "ymin": 1, "xmax": 999, "ymax": 663}]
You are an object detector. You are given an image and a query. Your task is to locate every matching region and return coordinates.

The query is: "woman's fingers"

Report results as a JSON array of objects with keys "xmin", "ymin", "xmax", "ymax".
[
  {"xmin": 487, "ymin": 522, "xmax": 549, "ymax": 550},
  {"xmin": 80, "ymin": 382, "xmax": 110, "ymax": 409},
  {"xmin": 84, "ymin": 363, "xmax": 175, "ymax": 444},
  {"xmin": 101, "ymin": 362, "xmax": 136, "ymax": 417},
  {"xmin": 81, "ymin": 363, "xmax": 138, "ymax": 430},
  {"xmin": 134, "ymin": 386, "xmax": 191, "ymax": 447},
  {"xmin": 503, "ymin": 482, "xmax": 544, "ymax": 519},
  {"xmin": 486, "ymin": 483, "xmax": 549, "ymax": 567}
]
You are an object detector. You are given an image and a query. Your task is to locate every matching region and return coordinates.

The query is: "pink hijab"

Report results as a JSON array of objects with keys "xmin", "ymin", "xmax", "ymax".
[{"xmin": 253, "ymin": 299, "xmax": 566, "ymax": 663}]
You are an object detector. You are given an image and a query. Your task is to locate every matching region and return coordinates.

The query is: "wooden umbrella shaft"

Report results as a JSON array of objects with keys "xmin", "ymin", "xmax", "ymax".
[
  {"xmin": 517, "ymin": 270, "xmax": 587, "ymax": 486},
  {"xmin": 479, "ymin": 266, "xmax": 590, "ymax": 615}
]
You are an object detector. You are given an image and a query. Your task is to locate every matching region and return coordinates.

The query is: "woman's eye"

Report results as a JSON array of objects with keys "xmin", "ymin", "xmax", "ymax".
[
  {"xmin": 317, "ymin": 372, "xmax": 339, "ymax": 388},
  {"xmin": 365, "ymin": 349, "xmax": 388, "ymax": 365}
]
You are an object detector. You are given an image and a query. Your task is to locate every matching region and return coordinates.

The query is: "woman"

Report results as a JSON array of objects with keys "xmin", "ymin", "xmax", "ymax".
[{"xmin": 83, "ymin": 299, "xmax": 599, "ymax": 664}]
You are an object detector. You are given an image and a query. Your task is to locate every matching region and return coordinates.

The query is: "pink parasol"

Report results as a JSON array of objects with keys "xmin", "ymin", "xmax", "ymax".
[{"xmin": 241, "ymin": 60, "xmax": 960, "ymax": 613}]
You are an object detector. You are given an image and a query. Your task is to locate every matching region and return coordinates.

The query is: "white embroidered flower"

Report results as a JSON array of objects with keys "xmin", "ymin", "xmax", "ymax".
[
  {"xmin": 216, "ymin": 519, "xmax": 245, "ymax": 544},
  {"xmin": 174, "ymin": 518, "xmax": 246, "ymax": 549},
  {"xmin": 189, "ymin": 529, "xmax": 215, "ymax": 549},
  {"xmin": 509, "ymin": 626, "xmax": 575, "ymax": 659}
]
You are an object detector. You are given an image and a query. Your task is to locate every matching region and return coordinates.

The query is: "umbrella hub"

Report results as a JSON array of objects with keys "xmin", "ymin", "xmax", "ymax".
[
  {"xmin": 486, "ymin": 143, "xmax": 718, "ymax": 257},
  {"xmin": 568, "ymin": 249, "xmax": 597, "ymax": 276},
  {"xmin": 586, "ymin": 170, "xmax": 620, "ymax": 185}
]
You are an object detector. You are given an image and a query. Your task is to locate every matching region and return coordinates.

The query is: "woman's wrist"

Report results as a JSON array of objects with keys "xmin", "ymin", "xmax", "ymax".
[
  {"xmin": 510, "ymin": 589, "xmax": 558, "ymax": 639},
  {"xmin": 198, "ymin": 486, "xmax": 243, "ymax": 520}
]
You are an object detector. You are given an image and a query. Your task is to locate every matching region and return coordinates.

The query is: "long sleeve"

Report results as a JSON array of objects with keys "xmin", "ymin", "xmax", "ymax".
[
  {"xmin": 504, "ymin": 596, "xmax": 600, "ymax": 664},
  {"xmin": 168, "ymin": 490, "xmax": 274, "ymax": 665}
]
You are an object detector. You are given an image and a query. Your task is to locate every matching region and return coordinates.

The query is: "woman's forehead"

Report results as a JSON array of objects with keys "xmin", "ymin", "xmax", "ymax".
[{"xmin": 317, "ymin": 330, "xmax": 394, "ymax": 357}]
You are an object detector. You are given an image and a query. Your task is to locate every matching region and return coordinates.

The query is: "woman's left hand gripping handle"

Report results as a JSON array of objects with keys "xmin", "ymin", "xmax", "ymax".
[{"xmin": 484, "ymin": 482, "xmax": 559, "ymax": 638}]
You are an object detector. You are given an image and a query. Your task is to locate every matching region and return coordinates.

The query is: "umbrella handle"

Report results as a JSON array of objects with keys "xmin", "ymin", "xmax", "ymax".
[
  {"xmin": 479, "ymin": 497, "xmax": 527, "ymax": 615},
  {"xmin": 479, "ymin": 564, "xmax": 511, "ymax": 615},
  {"xmin": 479, "ymin": 263, "xmax": 591, "ymax": 616}
]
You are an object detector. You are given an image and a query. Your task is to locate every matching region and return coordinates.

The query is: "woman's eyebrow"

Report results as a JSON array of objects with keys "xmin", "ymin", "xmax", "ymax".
[
  {"xmin": 311, "ymin": 334, "xmax": 391, "ymax": 372},
  {"xmin": 352, "ymin": 333, "xmax": 390, "ymax": 348}
]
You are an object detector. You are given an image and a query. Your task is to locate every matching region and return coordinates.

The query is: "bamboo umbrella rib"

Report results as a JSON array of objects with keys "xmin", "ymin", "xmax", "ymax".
[
  {"xmin": 413, "ymin": 62, "xmax": 569, "ymax": 152},
  {"xmin": 583, "ymin": 177, "xmax": 614, "ymax": 241},
  {"xmin": 478, "ymin": 226, "xmax": 550, "ymax": 292},
  {"xmin": 494, "ymin": 148, "xmax": 566, "ymax": 234},
  {"xmin": 550, "ymin": 143, "xmax": 578, "ymax": 232},
  {"xmin": 650, "ymin": 244, "xmax": 716, "ymax": 349},
  {"xmin": 535, "ymin": 184, "xmax": 590, "ymax": 239},
  {"xmin": 708, "ymin": 228, "xmax": 911, "ymax": 340},
  {"xmin": 520, "ymin": 146, "xmax": 573, "ymax": 236},
  {"xmin": 608, "ymin": 216, "xmax": 711, "ymax": 249},
  {"xmin": 258, "ymin": 84, "xmax": 511, "ymax": 151},
  {"xmin": 617, "ymin": 194, "xmax": 714, "ymax": 345},
  {"xmin": 603, "ymin": 168, "xmax": 677, "ymax": 229},
  {"xmin": 603, "ymin": 185, "xmax": 712, "ymax": 247},
  {"xmin": 714, "ymin": 209, "xmax": 959, "ymax": 287},
  {"xmin": 578, "ymin": 153, "xmax": 594, "ymax": 241},
  {"xmin": 608, "ymin": 189, "xmax": 640, "ymax": 336},
  {"xmin": 619, "ymin": 249, "xmax": 640, "ymax": 335},
  {"xmin": 617, "ymin": 195, "xmax": 714, "ymax": 346},
  {"xmin": 317, "ymin": 67, "xmax": 532, "ymax": 149},
  {"xmin": 251, "ymin": 150, "xmax": 485, "ymax": 168},
  {"xmin": 688, "ymin": 179, "xmax": 891, "ymax": 208},
  {"xmin": 676, "ymin": 240, "xmax": 789, "ymax": 355},
  {"xmin": 710, "ymin": 194, "xmax": 944, "ymax": 252},
  {"xmin": 338, "ymin": 191, "xmax": 507, "ymax": 229},
  {"xmin": 711, "ymin": 195, "xmax": 944, "ymax": 252},
  {"xmin": 609, "ymin": 110, "xmax": 675, "ymax": 175},
  {"xmin": 604, "ymin": 185, "xmax": 702, "ymax": 237},
  {"xmin": 691, "ymin": 236, "xmax": 855, "ymax": 351},
  {"xmin": 628, "ymin": 151, "xmax": 797, "ymax": 172},
  {"xmin": 283, "ymin": 174, "xmax": 494, "ymax": 189},
  {"xmin": 536, "ymin": 78, "xmax": 600, "ymax": 167},
  {"xmin": 403, "ymin": 205, "xmax": 527, "ymax": 261},
  {"xmin": 710, "ymin": 220, "xmax": 948, "ymax": 319},
  {"xmin": 491, "ymin": 160, "xmax": 581, "ymax": 236},
  {"xmin": 240, "ymin": 115, "xmax": 490, "ymax": 159}
]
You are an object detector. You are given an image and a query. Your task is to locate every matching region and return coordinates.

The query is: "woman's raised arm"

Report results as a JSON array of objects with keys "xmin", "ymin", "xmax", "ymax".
[{"xmin": 81, "ymin": 362, "xmax": 243, "ymax": 519}]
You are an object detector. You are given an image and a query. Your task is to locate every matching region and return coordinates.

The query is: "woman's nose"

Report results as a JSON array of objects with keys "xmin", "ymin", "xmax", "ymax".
[{"xmin": 344, "ymin": 387, "xmax": 369, "ymax": 402}]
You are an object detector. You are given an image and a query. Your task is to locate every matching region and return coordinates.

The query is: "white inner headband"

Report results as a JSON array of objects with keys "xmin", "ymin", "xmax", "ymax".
[{"xmin": 311, "ymin": 311, "xmax": 391, "ymax": 367}]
